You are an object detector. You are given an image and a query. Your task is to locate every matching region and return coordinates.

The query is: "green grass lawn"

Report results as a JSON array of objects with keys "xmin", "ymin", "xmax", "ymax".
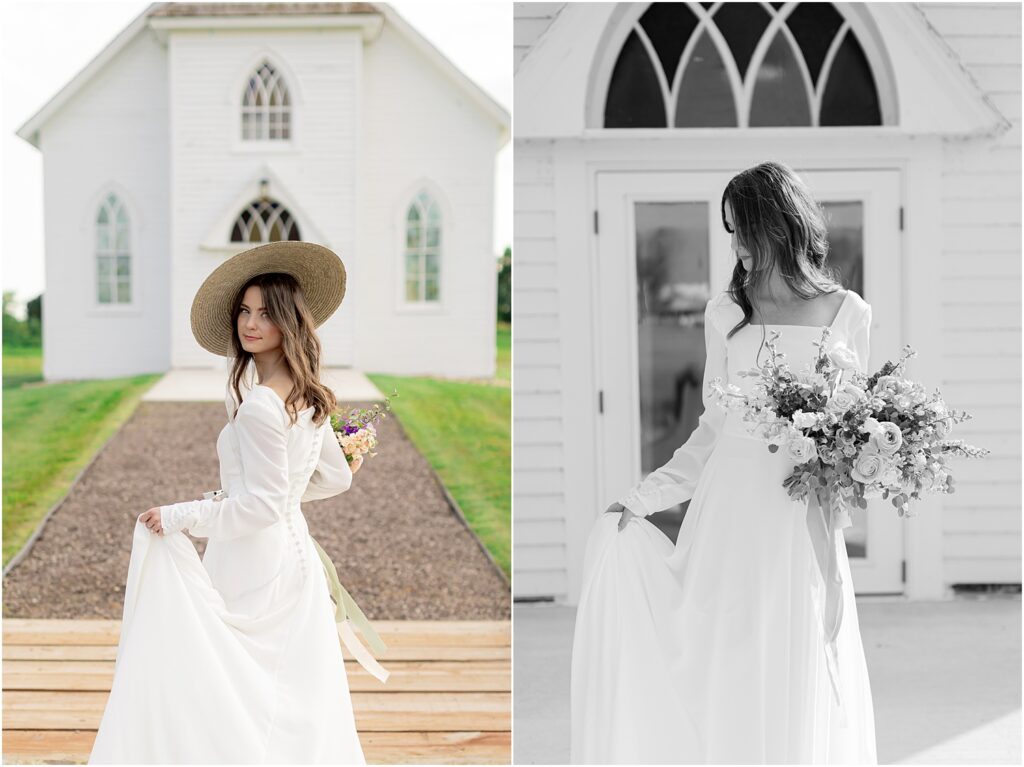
[
  {"xmin": 3, "ymin": 345, "xmax": 44, "ymax": 389},
  {"xmin": 2, "ymin": 345, "xmax": 160, "ymax": 567},
  {"xmin": 496, "ymin": 322, "xmax": 510, "ymax": 383},
  {"xmin": 367, "ymin": 373, "xmax": 510, "ymax": 577}
]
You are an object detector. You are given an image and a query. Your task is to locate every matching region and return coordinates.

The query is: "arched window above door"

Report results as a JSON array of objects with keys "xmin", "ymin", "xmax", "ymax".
[
  {"xmin": 603, "ymin": 2, "xmax": 885, "ymax": 128},
  {"xmin": 230, "ymin": 199, "xmax": 301, "ymax": 243}
]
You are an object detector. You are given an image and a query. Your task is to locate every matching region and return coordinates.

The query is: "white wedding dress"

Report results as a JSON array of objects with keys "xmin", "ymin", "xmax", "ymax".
[
  {"xmin": 571, "ymin": 289, "xmax": 878, "ymax": 764},
  {"xmin": 89, "ymin": 379, "xmax": 376, "ymax": 764}
]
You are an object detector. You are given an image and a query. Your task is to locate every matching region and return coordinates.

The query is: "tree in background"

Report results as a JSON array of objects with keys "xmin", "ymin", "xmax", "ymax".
[
  {"xmin": 3, "ymin": 292, "xmax": 42, "ymax": 348},
  {"xmin": 497, "ymin": 246, "xmax": 511, "ymax": 323}
]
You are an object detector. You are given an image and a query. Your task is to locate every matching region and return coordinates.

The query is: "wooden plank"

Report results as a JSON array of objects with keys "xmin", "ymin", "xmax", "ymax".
[
  {"xmin": 511, "ymin": 568, "xmax": 566, "ymax": 599},
  {"xmin": 943, "ymin": 531, "xmax": 1022, "ymax": 559},
  {"xmin": 1, "ymin": 690, "xmax": 511, "ymax": 732},
  {"xmin": 944, "ymin": 556, "xmax": 1022, "ymax": 583},
  {"xmin": 512, "ymin": 543, "xmax": 567, "ymax": 571},
  {"xmin": 0, "ymin": 730, "xmax": 511, "ymax": 766},
  {"xmin": 3, "ymin": 643, "xmax": 511, "ymax": 662},
  {"xmin": 3, "ymin": 660, "xmax": 510, "ymax": 693},
  {"xmin": 1, "ymin": 620, "xmax": 510, "ymax": 647},
  {"xmin": 920, "ymin": 5, "xmax": 1023, "ymax": 37},
  {"xmin": 943, "ymin": 508, "xmax": 1023, "ymax": 532},
  {"xmin": 514, "ymin": 468, "xmax": 564, "ymax": 495}
]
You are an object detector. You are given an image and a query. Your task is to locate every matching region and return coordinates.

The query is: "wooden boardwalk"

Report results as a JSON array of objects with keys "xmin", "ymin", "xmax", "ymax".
[{"xmin": 2, "ymin": 619, "xmax": 510, "ymax": 764}]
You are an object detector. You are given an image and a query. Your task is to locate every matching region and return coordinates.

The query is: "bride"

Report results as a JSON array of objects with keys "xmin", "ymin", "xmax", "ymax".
[
  {"xmin": 90, "ymin": 242, "xmax": 385, "ymax": 764},
  {"xmin": 570, "ymin": 162, "xmax": 878, "ymax": 764}
]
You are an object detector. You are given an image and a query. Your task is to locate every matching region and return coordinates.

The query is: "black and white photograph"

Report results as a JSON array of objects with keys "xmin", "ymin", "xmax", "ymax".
[{"xmin": 513, "ymin": 1, "xmax": 1021, "ymax": 764}]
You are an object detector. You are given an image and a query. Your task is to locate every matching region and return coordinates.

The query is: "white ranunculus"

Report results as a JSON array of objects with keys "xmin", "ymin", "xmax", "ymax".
[
  {"xmin": 870, "ymin": 421, "xmax": 903, "ymax": 455},
  {"xmin": 792, "ymin": 409, "xmax": 819, "ymax": 429}
]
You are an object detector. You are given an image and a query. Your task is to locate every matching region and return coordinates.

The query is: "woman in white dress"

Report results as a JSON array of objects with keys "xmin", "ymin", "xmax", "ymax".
[
  {"xmin": 90, "ymin": 242, "xmax": 386, "ymax": 764},
  {"xmin": 570, "ymin": 162, "xmax": 878, "ymax": 764}
]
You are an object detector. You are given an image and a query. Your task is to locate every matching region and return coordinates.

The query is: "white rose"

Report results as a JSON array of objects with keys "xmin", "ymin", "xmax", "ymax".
[
  {"xmin": 828, "ymin": 384, "xmax": 866, "ymax": 414},
  {"xmin": 828, "ymin": 342, "xmax": 860, "ymax": 371},
  {"xmin": 851, "ymin": 444, "xmax": 885, "ymax": 484},
  {"xmin": 785, "ymin": 435, "xmax": 817, "ymax": 464}
]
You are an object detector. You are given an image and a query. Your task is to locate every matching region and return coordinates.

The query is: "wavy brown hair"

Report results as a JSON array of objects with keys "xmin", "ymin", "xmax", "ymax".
[
  {"xmin": 720, "ymin": 161, "xmax": 843, "ymax": 340},
  {"xmin": 226, "ymin": 272, "xmax": 337, "ymax": 428}
]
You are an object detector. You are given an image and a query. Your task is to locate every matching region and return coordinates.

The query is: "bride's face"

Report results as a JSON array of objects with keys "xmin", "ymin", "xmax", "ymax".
[
  {"xmin": 237, "ymin": 285, "xmax": 283, "ymax": 354},
  {"xmin": 723, "ymin": 200, "xmax": 753, "ymax": 271}
]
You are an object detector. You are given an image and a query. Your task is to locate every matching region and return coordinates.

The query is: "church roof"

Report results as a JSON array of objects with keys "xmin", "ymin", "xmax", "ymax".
[{"xmin": 17, "ymin": 2, "xmax": 509, "ymax": 148}]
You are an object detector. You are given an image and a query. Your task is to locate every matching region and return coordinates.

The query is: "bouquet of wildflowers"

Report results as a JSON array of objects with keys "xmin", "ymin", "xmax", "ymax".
[
  {"xmin": 329, "ymin": 390, "xmax": 398, "ymax": 469},
  {"xmin": 709, "ymin": 328, "xmax": 989, "ymax": 520}
]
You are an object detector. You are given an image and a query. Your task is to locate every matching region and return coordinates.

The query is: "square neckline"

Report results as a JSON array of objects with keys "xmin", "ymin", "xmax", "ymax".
[{"xmin": 750, "ymin": 290, "xmax": 851, "ymax": 330}]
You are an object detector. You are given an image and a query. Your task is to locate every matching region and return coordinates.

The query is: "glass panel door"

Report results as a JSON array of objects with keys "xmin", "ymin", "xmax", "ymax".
[{"xmin": 634, "ymin": 203, "xmax": 711, "ymax": 540}]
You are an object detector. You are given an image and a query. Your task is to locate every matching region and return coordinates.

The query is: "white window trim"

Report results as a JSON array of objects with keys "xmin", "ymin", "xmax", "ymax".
[
  {"xmin": 228, "ymin": 50, "xmax": 302, "ymax": 155},
  {"xmin": 199, "ymin": 168, "xmax": 330, "ymax": 252},
  {"xmin": 85, "ymin": 185, "xmax": 142, "ymax": 317},
  {"xmin": 394, "ymin": 181, "xmax": 451, "ymax": 315}
]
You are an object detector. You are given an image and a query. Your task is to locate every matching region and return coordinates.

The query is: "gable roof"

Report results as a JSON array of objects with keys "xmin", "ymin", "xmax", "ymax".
[{"xmin": 16, "ymin": 2, "xmax": 509, "ymax": 148}]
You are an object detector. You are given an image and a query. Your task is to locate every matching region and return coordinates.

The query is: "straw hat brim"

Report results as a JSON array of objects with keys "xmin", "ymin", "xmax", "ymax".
[{"xmin": 190, "ymin": 241, "xmax": 346, "ymax": 357}]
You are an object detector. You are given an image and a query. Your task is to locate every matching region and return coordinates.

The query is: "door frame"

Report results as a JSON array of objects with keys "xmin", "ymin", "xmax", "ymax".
[{"xmin": 594, "ymin": 167, "xmax": 905, "ymax": 594}]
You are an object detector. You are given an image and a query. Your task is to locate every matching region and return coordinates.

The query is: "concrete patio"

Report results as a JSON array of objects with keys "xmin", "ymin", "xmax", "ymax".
[
  {"xmin": 513, "ymin": 596, "xmax": 1021, "ymax": 764},
  {"xmin": 143, "ymin": 367, "xmax": 385, "ymax": 402}
]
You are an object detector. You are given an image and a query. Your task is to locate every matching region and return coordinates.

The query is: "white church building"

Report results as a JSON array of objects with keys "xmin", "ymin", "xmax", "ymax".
[
  {"xmin": 17, "ymin": 2, "xmax": 509, "ymax": 380},
  {"xmin": 513, "ymin": 2, "xmax": 1021, "ymax": 604}
]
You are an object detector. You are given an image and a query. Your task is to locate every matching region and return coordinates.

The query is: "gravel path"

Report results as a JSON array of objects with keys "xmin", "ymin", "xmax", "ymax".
[{"xmin": 2, "ymin": 401, "xmax": 509, "ymax": 620}]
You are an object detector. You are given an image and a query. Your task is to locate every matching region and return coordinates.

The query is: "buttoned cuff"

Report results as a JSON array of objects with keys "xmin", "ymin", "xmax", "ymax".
[
  {"xmin": 619, "ymin": 488, "xmax": 653, "ymax": 518},
  {"xmin": 160, "ymin": 502, "xmax": 200, "ymax": 535}
]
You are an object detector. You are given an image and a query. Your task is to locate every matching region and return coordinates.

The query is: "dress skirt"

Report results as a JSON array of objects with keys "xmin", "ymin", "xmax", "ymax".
[
  {"xmin": 88, "ymin": 514, "xmax": 364, "ymax": 764},
  {"xmin": 570, "ymin": 432, "xmax": 878, "ymax": 764}
]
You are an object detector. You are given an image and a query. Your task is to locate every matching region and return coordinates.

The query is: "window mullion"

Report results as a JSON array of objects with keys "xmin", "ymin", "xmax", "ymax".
[
  {"xmin": 632, "ymin": 22, "xmax": 674, "ymax": 130},
  {"xmin": 739, "ymin": 6, "xmax": 791, "ymax": 129},
  {"xmin": 815, "ymin": 21, "xmax": 851, "ymax": 119},
  {"xmin": 668, "ymin": 17, "xmax": 710, "ymax": 127}
]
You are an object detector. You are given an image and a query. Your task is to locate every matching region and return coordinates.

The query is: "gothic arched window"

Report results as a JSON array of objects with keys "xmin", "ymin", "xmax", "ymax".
[
  {"xmin": 404, "ymin": 191, "xmax": 442, "ymax": 303},
  {"xmin": 241, "ymin": 61, "xmax": 292, "ymax": 140},
  {"xmin": 96, "ymin": 193, "xmax": 131, "ymax": 304},
  {"xmin": 230, "ymin": 199, "xmax": 301, "ymax": 243},
  {"xmin": 604, "ymin": 2, "xmax": 883, "ymax": 128}
]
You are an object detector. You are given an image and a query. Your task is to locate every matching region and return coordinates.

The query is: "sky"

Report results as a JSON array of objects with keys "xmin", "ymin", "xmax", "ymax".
[{"xmin": 0, "ymin": 0, "xmax": 511, "ymax": 311}]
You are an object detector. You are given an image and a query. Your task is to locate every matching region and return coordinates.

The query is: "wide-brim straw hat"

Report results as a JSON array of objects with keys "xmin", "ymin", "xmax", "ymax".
[{"xmin": 190, "ymin": 241, "xmax": 346, "ymax": 356}]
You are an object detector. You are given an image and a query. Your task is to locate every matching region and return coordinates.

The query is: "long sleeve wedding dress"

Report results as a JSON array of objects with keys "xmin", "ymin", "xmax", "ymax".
[
  {"xmin": 89, "ymin": 380, "xmax": 372, "ymax": 764},
  {"xmin": 570, "ymin": 289, "xmax": 878, "ymax": 764}
]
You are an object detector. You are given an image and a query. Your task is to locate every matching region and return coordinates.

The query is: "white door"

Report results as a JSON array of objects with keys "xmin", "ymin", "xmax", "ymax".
[{"xmin": 595, "ymin": 169, "xmax": 904, "ymax": 594}]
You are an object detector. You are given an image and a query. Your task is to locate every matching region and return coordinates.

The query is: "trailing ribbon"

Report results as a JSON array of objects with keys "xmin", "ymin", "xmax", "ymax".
[
  {"xmin": 804, "ymin": 489, "xmax": 850, "ymax": 729},
  {"xmin": 310, "ymin": 534, "xmax": 390, "ymax": 684}
]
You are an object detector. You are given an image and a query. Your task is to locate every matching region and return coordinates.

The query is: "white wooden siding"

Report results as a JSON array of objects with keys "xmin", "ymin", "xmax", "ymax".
[
  {"xmin": 513, "ymin": 3, "xmax": 565, "ymax": 72},
  {"xmin": 167, "ymin": 29, "xmax": 361, "ymax": 369},
  {"xmin": 513, "ymin": 149, "xmax": 568, "ymax": 600},
  {"xmin": 357, "ymin": 22, "xmax": 501, "ymax": 377},
  {"xmin": 41, "ymin": 30, "xmax": 171, "ymax": 380},
  {"xmin": 921, "ymin": 1, "xmax": 1022, "ymax": 584}
]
